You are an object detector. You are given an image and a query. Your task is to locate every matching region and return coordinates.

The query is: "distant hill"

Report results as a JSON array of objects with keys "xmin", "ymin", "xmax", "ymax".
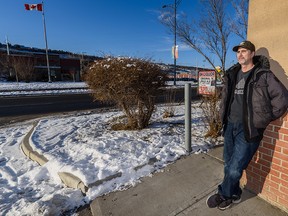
[{"xmin": 0, "ymin": 42, "xmax": 74, "ymax": 55}]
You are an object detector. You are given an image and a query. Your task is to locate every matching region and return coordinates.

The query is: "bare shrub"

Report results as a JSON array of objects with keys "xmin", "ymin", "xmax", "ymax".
[
  {"xmin": 0, "ymin": 53, "xmax": 14, "ymax": 80},
  {"xmin": 200, "ymin": 90, "xmax": 222, "ymax": 138},
  {"xmin": 0, "ymin": 53, "xmax": 8, "ymax": 79},
  {"xmin": 85, "ymin": 57, "xmax": 168, "ymax": 130},
  {"xmin": 162, "ymin": 88, "xmax": 179, "ymax": 118},
  {"xmin": 12, "ymin": 55, "xmax": 34, "ymax": 82}
]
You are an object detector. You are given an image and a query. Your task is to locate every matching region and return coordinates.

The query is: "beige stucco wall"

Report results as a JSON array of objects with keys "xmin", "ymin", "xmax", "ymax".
[{"xmin": 247, "ymin": 0, "xmax": 288, "ymax": 88}]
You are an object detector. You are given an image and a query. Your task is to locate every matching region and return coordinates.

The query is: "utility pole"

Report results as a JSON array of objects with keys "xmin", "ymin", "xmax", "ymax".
[
  {"xmin": 163, "ymin": 0, "xmax": 181, "ymax": 86},
  {"xmin": 6, "ymin": 36, "xmax": 10, "ymax": 55}
]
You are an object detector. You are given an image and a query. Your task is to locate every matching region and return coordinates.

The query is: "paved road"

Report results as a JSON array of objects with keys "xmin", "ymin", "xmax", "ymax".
[
  {"xmin": 0, "ymin": 93, "xmax": 111, "ymax": 125},
  {"xmin": 0, "ymin": 88, "xmax": 199, "ymax": 125},
  {"xmin": 0, "ymin": 93, "xmax": 105, "ymax": 117}
]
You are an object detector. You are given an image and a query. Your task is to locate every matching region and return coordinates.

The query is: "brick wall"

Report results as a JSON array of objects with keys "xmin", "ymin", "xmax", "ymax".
[{"xmin": 241, "ymin": 112, "xmax": 288, "ymax": 213}]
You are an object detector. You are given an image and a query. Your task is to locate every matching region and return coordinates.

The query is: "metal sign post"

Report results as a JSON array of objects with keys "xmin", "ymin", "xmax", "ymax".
[{"xmin": 185, "ymin": 83, "xmax": 192, "ymax": 152}]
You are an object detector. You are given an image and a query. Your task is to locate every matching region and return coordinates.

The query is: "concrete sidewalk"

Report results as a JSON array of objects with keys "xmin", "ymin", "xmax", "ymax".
[{"xmin": 77, "ymin": 146, "xmax": 287, "ymax": 216}]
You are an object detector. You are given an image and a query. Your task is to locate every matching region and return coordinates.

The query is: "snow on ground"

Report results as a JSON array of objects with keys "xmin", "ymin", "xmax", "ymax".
[
  {"xmin": 0, "ymin": 81, "xmax": 221, "ymax": 215},
  {"xmin": 0, "ymin": 81, "xmax": 88, "ymax": 91},
  {"xmin": 0, "ymin": 81, "xmax": 89, "ymax": 96}
]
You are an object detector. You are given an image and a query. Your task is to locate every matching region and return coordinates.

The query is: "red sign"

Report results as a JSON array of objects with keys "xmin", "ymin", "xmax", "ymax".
[{"xmin": 198, "ymin": 70, "xmax": 216, "ymax": 95}]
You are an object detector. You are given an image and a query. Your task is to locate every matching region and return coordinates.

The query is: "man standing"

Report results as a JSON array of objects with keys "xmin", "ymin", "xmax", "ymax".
[{"xmin": 206, "ymin": 41, "xmax": 288, "ymax": 210}]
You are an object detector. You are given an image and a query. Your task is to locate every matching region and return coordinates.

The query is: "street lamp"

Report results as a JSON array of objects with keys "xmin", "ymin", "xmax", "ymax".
[{"xmin": 163, "ymin": 0, "xmax": 180, "ymax": 86}]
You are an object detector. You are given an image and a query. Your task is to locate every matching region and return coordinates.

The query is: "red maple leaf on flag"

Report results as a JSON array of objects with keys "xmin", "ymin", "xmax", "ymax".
[{"xmin": 24, "ymin": 4, "xmax": 43, "ymax": 11}]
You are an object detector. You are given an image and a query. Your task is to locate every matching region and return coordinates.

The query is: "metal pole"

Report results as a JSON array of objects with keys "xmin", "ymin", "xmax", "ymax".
[
  {"xmin": 173, "ymin": 0, "xmax": 177, "ymax": 86},
  {"xmin": 41, "ymin": 0, "xmax": 51, "ymax": 83},
  {"xmin": 5, "ymin": 36, "xmax": 14, "ymax": 80},
  {"xmin": 6, "ymin": 36, "xmax": 10, "ymax": 55},
  {"xmin": 185, "ymin": 83, "xmax": 192, "ymax": 152}
]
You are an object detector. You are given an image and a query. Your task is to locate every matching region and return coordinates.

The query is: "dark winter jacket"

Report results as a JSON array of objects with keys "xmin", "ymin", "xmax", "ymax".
[{"xmin": 220, "ymin": 55, "xmax": 288, "ymax": 142}]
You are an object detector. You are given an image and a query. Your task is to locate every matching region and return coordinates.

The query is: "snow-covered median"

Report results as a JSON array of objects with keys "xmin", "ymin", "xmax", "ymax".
[{"xmin": 0, "ymin": 103, "xmax": 222, "ymax": 215}]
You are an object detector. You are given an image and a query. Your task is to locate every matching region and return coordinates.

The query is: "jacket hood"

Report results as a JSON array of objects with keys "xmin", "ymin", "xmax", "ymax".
[{"xmin": 253, "ymin": 55, "xmax": 270, "ymax": 70}]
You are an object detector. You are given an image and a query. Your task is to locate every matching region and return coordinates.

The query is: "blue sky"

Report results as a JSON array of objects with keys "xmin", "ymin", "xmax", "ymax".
[{"xmin": 0, "ymin": 0, "xmax": 239, "ymax": 67}]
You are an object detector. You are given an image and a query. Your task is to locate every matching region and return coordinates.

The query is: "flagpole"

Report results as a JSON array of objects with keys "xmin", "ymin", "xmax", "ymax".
[{"xmin": 41, "ymin": 0, "xmax": 51, "ymax": 82}]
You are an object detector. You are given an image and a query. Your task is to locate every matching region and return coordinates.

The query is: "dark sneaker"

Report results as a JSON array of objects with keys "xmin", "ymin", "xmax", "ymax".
[
  {"xmin": 206, "ymin": 193, "xmax": 226, "ymax": 208},
  {"xmin": 232, "ymin": 194, "xmax": 242, "ymax": 204},
  {"xmin": 218, "ymin": 194, "xmax": 242, "ymax": 210},
  {"xmin": 233, "ymin": 188, "xmax": 242, "ymax": 203},
  {"xmin": 218, "ymin": 198, "xmax": 233, "ymax": 210}
]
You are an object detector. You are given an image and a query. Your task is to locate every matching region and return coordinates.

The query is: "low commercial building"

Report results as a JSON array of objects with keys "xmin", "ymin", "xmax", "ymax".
[{"xmin": 240, "ymin": 0, "xmax": 288, "ymax": 213}]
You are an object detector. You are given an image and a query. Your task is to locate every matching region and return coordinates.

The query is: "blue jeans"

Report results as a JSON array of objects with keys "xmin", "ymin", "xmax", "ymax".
[{"xmin": 218, "ymin": 121, "xmax": 260, "ymax": 198}]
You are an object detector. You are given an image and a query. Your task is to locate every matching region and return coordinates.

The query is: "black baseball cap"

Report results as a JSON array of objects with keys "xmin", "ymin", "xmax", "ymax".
[{"xmin": 232, "ymin": 41, "xmax": 255, "ymax": 52}]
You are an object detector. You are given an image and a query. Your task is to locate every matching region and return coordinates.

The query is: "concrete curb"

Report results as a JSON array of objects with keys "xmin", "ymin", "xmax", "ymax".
[
  {"xmin": 20, "ymin": 121, "xmax": 89, "ymax": 193},
  {"xmin": 58, "ymin": 172, "xmax": 88, "ymax": 193},
  {"xmin": 205, "ymin": 144, "xmax": 224, "ymax": 163},
  {"xmin": 20, "ymin": 122, "xmax": 48, "ymax": 166},
  {"xmin": 20, "ymin": 121, "xmax": 123, "ymax": 194},
  {"xmin": 20, "ymin": 121, "xmax": 222, "ymax": 199}
]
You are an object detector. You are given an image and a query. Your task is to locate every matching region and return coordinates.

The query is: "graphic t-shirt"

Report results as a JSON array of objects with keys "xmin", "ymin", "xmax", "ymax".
[{"xmin": 228, "ymin": 69, "xmax": 252, "ymax": 123}]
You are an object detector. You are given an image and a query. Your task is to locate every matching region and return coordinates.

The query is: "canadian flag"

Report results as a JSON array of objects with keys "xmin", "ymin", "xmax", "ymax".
[{"xmin": 24, "ymin": 4, "xmax": 43, "ymax": 11}]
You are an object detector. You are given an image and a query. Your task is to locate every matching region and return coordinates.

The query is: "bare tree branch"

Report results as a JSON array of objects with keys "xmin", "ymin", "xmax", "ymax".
[
  {"xmin": 0, "ymin": 53, "xmax": 12, "ymax": 79},
  {"xmin": 11, "ymin": 55, "xmax": 34, "ymax": 82},
  {"xmin": 161, "ymin": 0, "xmax": 230, "ymax": 72},
  {"xmin": 160, "ymin": 0, "xmax": 248, "ymax": 72},
  {"xmin": 230, "ymin": 0, "xmax": 249, "ymax": 40}
]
